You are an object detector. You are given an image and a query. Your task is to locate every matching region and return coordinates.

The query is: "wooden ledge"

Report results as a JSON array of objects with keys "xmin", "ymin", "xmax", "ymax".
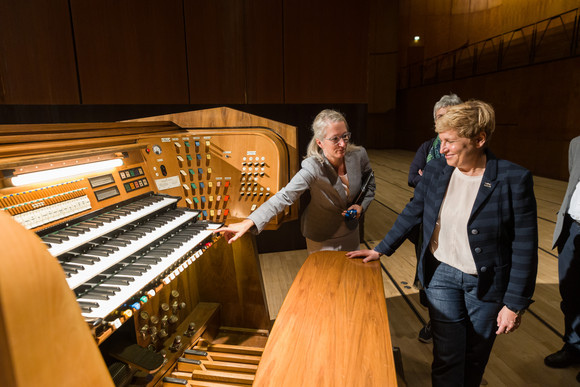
[{"xmin": 254, "ymin": 251, "xmax": 397, "ymax": 386}]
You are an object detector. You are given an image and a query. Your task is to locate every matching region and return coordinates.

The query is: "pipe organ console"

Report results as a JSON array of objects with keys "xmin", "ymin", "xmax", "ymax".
[{"xmin": 0, "ymin": 108, "xmax": 298, "ymax": 386}]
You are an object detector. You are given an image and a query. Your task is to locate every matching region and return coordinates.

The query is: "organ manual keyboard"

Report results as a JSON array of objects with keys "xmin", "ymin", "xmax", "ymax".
[{"xmin": 0, "ymin": 108, "xmax": 298, "ymax": 386}]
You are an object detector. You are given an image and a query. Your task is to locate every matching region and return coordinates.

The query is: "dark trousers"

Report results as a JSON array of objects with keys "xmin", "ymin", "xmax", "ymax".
[
  {"xmin": 410, "ymin": 223, "xmax": 429, "ymax": 307},
  {"xmin": 558, "ymin": 217, "xmax": 580, "ymax": 353},
  {"xmin": 425, "ymin": 260, "xmax": 502, "ymax": 387}
]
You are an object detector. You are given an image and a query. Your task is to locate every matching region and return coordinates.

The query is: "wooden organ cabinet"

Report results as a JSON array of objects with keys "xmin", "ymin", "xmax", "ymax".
[{"xmin": 0, "ymin": 108, "xmax": 299, "ymax": 387}]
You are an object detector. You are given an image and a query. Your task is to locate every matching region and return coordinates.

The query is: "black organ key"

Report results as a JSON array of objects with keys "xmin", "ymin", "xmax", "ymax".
[
  {"xmin": 92, "ymin": 216, "xmax": 113, "ymax": 223},
  {"xmin": 68, "ymin": 226, "xmax": 90, "ymax": 233},
  {"xmin": 163, "ymin": 242, "xmax": 183, "ymax": 249},
  {"xmin": 89, "ymin": 289, "xmax": 115, "ymax": 296},
  {"xmin": 57, "ymin": 229, "xmax": 81, "ymax": 237},
  {"xmin": 117, "ymin": 234, "xmax": 140, "ymax": 242},
  {"xmin": 124, "ymin": 205, "xmax": 142, "ymax": 212},
  {"xmin": 78, "ymin": 301, "xmax": 100, "ymax": 308},
  {"xmin": 83, "ymin": 293, "xmax": 110, "ymax": 301},
  {"xmin": 171, "ymin": 236, "xmax": 192, "ymax": 243},
  {"xmin": 126, "ymin": 230, "xmax": 147, "ymax": 237},
  {"xmin": 154, "ymin": 248, "xmax": 175, "ymax": 254},
  {"xmin": 93, "ymin": 245, "xmax": 119, "ymax": 253},
  {"xmin": 119, "ymin": 267, "xmax": 149, "ymax": 276},
  {"xmin": 91, "ymin": 287, "xmax": 119, "ymax": 296},
  {"xmin": 86, "ymin": 249, "xmax": 110, "ymax": 257},
  {"xmin": 138, "ymin": 257, "xmax": 162, "ymax": 264},
  {"xmin": 61, "ymin": 263, "xmax": 84, "ymax": 273},
  {"xmin": 69, "ymin": 256, "xmax": 100, "ymax": 265},
  {"xmin": 99, "ymin": 285, "xmax": 121, "ymax": 292},
  {"xmin": 99, "ymin": 213, "xmax": 119, "ymax": 220},
  {"xmin": 102, "ymin": 264, "xmax": 124, "ymax": 275},
  {"xmin": 79, "ymin": 221, "xmax": 101, "ymax": 228},
  {"xmin": 145, "ymin": 251, "xmax": 169, "ymax": 258},
  {"xmin": 42, "ymin": 235, "xmax": 68, "ymax": 243},
  {"xmin": 105, "ymin": 277, "xmax": 134, "ymax": 286},
  {"xmin": 104, "ymin": 239, "xmax": 129, "ymax": 247},
  {"xmin": 75, "ymin": 284, "xmax": 93, "ymax": 294}
]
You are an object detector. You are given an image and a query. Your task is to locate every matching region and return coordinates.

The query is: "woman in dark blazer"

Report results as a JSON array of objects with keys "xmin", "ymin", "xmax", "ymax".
[
  {"xmin": 215, "ymin": 109, "xmax": 375, "ymax": 253},
  {"xmin": 348, "ymin": 100, "xmax": 538, "ymax": 387}
]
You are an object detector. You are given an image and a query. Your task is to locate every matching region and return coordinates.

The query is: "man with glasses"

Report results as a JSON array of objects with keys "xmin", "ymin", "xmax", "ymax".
[{"xmin": 214, "ymin": 109, "xmax": 375, "ymax": 254}]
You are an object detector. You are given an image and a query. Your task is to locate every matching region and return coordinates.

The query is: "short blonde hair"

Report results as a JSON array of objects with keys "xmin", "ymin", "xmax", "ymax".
[{"xmin": 435, "ymin": 100, "xmax": 495, "ymax": 143}]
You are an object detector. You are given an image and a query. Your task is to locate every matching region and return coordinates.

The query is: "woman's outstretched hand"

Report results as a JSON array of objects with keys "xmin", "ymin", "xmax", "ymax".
[
  {"xmin": 345, "ymin": 249, "xmax": 381, "ymax": 263},
  {"xmin": 213, "ymin": 219, "xmax": 255, "ymax": 244}
]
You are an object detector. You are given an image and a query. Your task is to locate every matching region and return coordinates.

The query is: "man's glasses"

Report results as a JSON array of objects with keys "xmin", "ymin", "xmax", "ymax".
[{"xmin": 324, "ymin": 132, "xmax": 351, "ymax": 145}]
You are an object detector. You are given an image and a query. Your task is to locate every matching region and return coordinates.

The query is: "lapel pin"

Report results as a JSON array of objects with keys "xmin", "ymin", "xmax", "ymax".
[{"xmin": 484, "ymin": 182, "xmax": 491, "ymax": 188}]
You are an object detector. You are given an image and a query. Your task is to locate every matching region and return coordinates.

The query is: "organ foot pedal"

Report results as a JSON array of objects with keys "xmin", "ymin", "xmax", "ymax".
[{"xmin": 108, "ymin": 340, "xmax": 165, "ymax": 374}]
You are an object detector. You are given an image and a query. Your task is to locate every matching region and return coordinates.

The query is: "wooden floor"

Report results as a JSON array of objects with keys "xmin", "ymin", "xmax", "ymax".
[{"xmin": 258, "ymin": 149, "xmax": 577, "ymax": 387}]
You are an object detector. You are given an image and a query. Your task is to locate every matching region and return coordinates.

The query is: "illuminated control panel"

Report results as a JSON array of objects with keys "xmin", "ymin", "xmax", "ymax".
[{"xmin": 141, "ymin": 129, "xmax": 287, "ymax": 225}]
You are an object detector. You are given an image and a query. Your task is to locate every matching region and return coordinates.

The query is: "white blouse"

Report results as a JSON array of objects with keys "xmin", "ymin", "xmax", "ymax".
[{"xmin": 429, "ymin": 168, "xmax": 483, "ymax": 275}]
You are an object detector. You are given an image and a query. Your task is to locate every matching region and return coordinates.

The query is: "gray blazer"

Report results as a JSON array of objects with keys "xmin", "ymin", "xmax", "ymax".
[
  {"xmin": 248, "ymin": 146, "xmax": 376, "ymax": 242},
  {"xmin": 553, "ymin": 136, "xmax": 580, "ymax": 249}
]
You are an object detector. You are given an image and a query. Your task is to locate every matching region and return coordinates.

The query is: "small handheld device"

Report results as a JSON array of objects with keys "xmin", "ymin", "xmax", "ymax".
[{"xmin": 345, "ymin": 209, "xmax": 357, "ymax": 220}]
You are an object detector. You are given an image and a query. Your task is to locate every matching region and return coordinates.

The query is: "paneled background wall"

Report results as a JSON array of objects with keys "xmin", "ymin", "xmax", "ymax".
[
  {"xmin": 398, "ymin": 0, "xmax": 580, "ymax": 65},
  {"xmin": 0, "ymin": 0, "xmax": 578, "ymax": 181},
  {"xmin": 0, "ymin": 0, "xmax": 372, "ymax": 105},
  {"xmin": 395, "ymin": 0, "xmax": 580, "ymax": 181},
  {"xmin": 396, "ymin": 56, "xmax": 580, "ymax": 181}
]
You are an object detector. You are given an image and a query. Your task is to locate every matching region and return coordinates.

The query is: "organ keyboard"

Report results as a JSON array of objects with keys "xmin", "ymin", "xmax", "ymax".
[
  {"xmin": 0, "ymin": 107, "xmax": 298, "ymax": 386},
  {"xmin": 38, "ymin": 192, "xmax": 220, "ymax": 323}
]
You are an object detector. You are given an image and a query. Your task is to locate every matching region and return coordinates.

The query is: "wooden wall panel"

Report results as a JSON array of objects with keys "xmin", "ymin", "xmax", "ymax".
[
  {"xmin": 0, "ymin": 0, "xmax": 79, "ymax": 104},
  {"xmin": 400, "ymin": 0, "xmax": 580, "ymax": 62},
  {"xmin": 368, "ymin": 0, "xmax": 398, "ymax": 114},
  {"xmin": 184, "ymin": 0, "xmax": 246, "ymax": 104},
  {"xmin": 283, "ymin": 0, "xmax": 370, "ymax": 103},
  {"xmin": 245, "ymin": 0, "xmax": 284, "ymax": 103},
  {"xmin": 70, "ymin": 0, "xmax": 189, "ymax": 104},
  {"xmin": 395, "ymin": 56, "xmax": 580, "ymax": 181}
]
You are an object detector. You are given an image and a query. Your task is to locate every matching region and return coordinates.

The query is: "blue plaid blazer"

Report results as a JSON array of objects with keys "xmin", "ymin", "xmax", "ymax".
[{"xmin": 375, "ymin": 150, "xmax": 538, "ymax": 311}]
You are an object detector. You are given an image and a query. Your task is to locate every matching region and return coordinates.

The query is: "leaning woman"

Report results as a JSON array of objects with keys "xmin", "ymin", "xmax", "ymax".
[
  {"xmin": 347, "ymin": 100, "xmax": 538, "ymax": 386},
  {"xmin": 215, "ymin": 109, "xmax": 375, "ymax": 253}
]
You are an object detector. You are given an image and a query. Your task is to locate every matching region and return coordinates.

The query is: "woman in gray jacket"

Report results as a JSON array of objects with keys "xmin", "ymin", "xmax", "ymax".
[{"xmin": 215, "ymin": 109, "xmax": 375, "ymax": 253}]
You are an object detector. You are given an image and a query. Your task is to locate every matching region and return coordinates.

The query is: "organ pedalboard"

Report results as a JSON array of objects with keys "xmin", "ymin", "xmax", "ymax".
[{"xmin": 0, "ymin": 107, "xmax": 298, "ymax": 386}]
